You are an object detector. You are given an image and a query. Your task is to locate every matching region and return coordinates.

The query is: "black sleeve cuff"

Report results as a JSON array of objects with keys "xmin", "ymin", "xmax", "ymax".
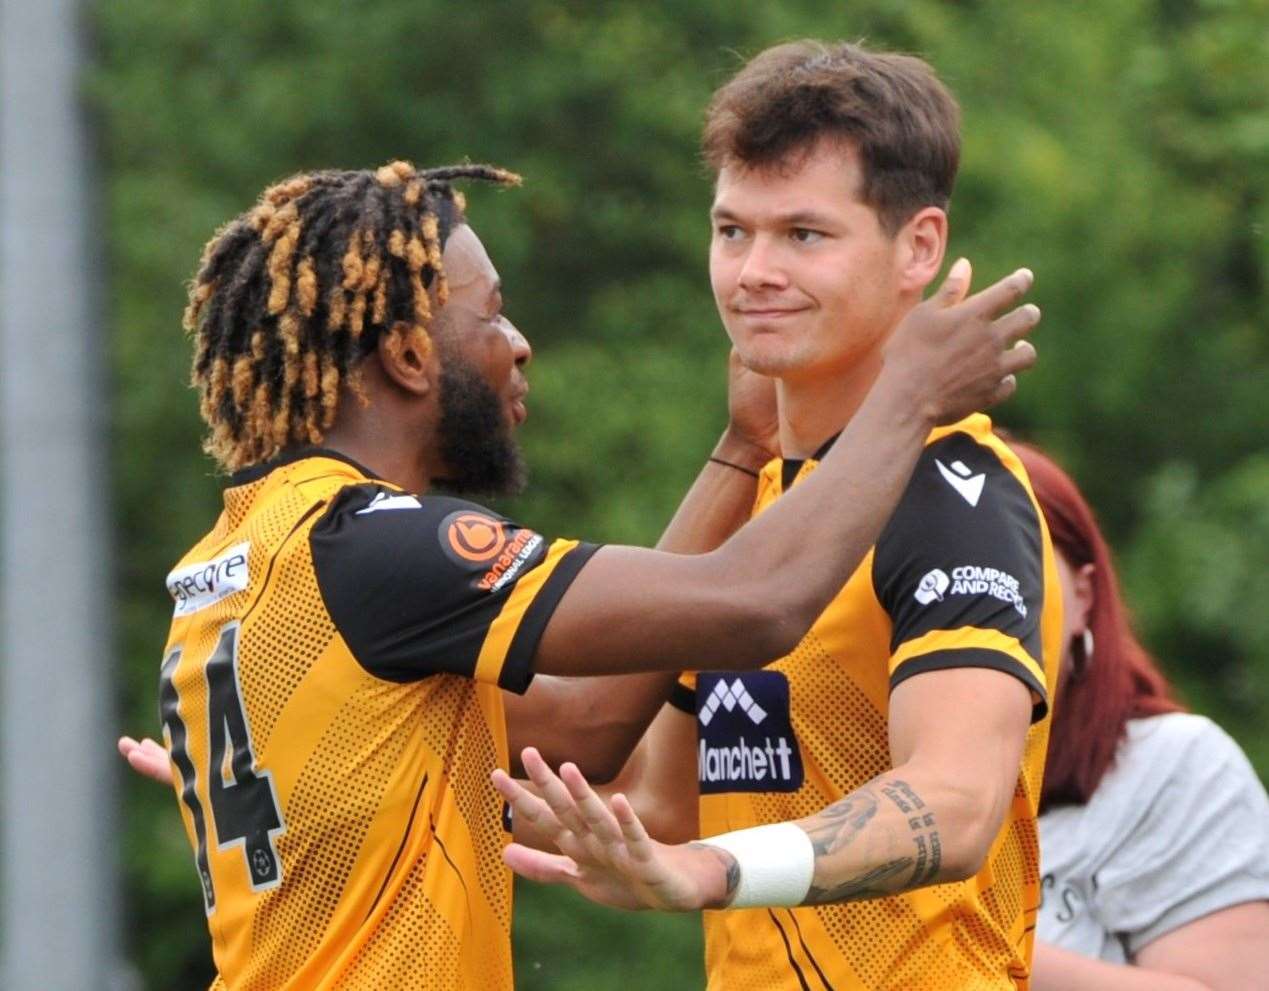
[
  {"xmin": 890, "ymin": 647, "xmax": 1049, "ymax": 723},
  {"xmin": 499, "ymin": 542, "xmax": 602, "ymax": 694}
]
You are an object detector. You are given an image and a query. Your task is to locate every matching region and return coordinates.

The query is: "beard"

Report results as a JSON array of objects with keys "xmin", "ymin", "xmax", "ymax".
[{"xmin": 435, "ymin": 358, "xmax": 526, "ymax": 498}]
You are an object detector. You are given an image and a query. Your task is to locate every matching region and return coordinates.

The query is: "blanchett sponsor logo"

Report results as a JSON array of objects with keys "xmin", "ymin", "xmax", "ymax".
[
  {"xmin": 698, "ymin": 735, "xmax": 797, "ymax": 786},
  {"xmin": 695, "ymin": 671, "xmax": 803, "ymax": 794},
  {"xmin": 445, "ymin": 512, "xmax": 507, "ymax": 563},
  {"xmin": 477, "ymin": 530, "xmax": 544, "ymax": 592}
]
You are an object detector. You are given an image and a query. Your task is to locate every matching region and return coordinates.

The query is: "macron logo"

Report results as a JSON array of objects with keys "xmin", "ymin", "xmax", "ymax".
[
  {"xmin": 355, "ymin": 491, "xmax": 422, "ymax": 515},
  {"xmin": 936, "ymin": 458, "xmax": 985, "ymax": 507},
  {"xmin": 699, "ymin": 678, "xmax": 767, "ymax": 727}
]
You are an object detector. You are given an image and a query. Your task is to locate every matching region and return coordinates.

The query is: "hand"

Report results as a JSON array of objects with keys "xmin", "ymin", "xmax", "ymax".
[
  {"xmin": 724, "ymin": 347, "xmax": 779, "ymax": 461},
  {"xmin": 118, "ymin": 735, "xmax": 173, "ymax": 786},
  {"xmin": 491, "ymin": 747, "xmax": 730, "ymax": 912},
  {"xmin": 880, "ymin": 259, "xmax": 1040, "ymax": 426}
]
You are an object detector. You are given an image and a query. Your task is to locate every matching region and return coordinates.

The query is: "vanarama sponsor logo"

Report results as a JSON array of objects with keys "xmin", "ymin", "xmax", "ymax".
[
  {"xmin": 445, "ymin": 511, "xmax": 507, "ymax": 563},
  {"xmin": 167, "ymin": 542, "xmax": 250, "ymax": 617},
  {"xmin": 696, "ymin": 671, "xmax": 803, "ymax": 794},
  {"xmin": 914, "ymin": 563, "xmax": 1027, "ymax": 617},
  {"xmin": 477, "ymin": 529, "xmax": 544, "ymax": 592}
]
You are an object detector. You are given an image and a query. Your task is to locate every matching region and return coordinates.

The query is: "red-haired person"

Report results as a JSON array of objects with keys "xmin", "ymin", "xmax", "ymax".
[{"xmin": 1013, "ymin": 442, "xmax": 1269, "ymax": 991}]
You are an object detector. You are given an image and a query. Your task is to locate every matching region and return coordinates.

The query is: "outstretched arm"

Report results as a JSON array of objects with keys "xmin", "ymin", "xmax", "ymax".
[
  {"xmin": 493, "ymin": 666, "xmax": 1031, "ymax": 911},
  {"xmin": 531, "ymin": 262, "xmax": 1040, "ymax": 679},
  {"xmin": 503, "ymin": 351, "xmax": 774, "ymax": 780}
]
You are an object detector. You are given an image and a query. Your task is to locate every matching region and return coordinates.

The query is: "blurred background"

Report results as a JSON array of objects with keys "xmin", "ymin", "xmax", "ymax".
[{"xmin": 1, "ymin": 0, "xmax": 1266, "ymax": 987}]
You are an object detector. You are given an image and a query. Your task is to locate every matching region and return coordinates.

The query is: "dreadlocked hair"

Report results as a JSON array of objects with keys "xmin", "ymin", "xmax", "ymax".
[{"xmin": 184, "ymin": 160, "xmax": 521, "ymax": 472}]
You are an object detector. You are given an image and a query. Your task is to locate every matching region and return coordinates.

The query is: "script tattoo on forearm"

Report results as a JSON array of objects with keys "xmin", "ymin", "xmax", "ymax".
[
  {"xmin": 881, "ymin": 778, "xmax": 942, "ymax": 887},
  {"xmin": 798, "ymin": 778, "xmax": 942, "ymax": 906}
]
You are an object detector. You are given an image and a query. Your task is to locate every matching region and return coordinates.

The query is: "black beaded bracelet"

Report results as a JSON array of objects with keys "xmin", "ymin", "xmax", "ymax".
[{"xmin": 708, "ymin": 456, "xmax": 760, "ymax": 478}]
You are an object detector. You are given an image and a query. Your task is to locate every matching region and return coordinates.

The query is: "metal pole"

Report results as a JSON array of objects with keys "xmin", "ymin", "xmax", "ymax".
[{"xmin": 0, "ymin": 0, "xmax": 120, "ymax": 987}]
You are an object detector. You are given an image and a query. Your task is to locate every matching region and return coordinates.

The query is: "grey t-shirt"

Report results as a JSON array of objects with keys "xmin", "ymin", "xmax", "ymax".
[{"xmin": 1037, "ymin": 713, "xmax": 1269, "ymax": 962}]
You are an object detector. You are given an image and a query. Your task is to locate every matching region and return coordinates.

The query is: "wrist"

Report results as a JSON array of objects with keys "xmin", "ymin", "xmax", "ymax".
[
  {"xmin": 698, "ymin": 822, "xmax": 815, "ymax": 908},
  {"xmin": 866, "ymin": 362, "xmax": 939, "ymax": 435},
  {"xmin": 712, "ymin": 429, "xmax": 775, "ymax": 474}
]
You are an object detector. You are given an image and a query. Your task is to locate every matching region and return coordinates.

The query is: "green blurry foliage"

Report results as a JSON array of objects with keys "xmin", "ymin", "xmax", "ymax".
[{"xmin": 93, "ymin": 0, "xmax": 1266, "ymax": 986}]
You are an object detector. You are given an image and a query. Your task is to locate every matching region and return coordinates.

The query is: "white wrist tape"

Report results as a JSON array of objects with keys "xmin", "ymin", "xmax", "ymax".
[{"xmin": 700, "ymin": 822, "xmax": 815, "ymax": 908}]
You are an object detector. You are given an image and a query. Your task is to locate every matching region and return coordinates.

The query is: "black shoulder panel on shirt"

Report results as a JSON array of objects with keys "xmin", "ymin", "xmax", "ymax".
[
  {"xmin": 310, "ymin": 485, "xmax": 547, "ymax": 684},
  {"xmin": 872, "ymin": 431, "xmax": 1045, "ymax": 665}
]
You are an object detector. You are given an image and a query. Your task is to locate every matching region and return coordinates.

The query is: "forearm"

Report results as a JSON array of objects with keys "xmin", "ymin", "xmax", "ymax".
[
  {"xmin": 790, "ymin": 765, "xmax": 991, "ymax": 906},
  {"xmin": 505, "ymin": 671, "xmax": 677, "ymax": 782},
  {"xmin": 1031, "ymin": 943, "xmax": 1210, "ymax": 991},
  {"xmin": 507, "ymin": 438, "xmax": 760, "ymax": 774},
  {"xmin": 715, "ymin": 380, "xmax": 930, "ymax": 644},
  {"xmin": 657, "ymin": 428, "xmax": 767, "ymax": 554}
]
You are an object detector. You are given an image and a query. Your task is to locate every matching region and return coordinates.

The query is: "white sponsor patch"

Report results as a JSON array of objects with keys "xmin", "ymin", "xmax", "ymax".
[
  {"xmin": 915, "ymin": 563, "xmax": 1027, "ymax": 617},
  {"xmin": 167, "ymin": 542, "xmax": 251, "ymax": 617},
  {"xmin": 914, "ymin": 568, "xmax": 951, "ymax": 604}
]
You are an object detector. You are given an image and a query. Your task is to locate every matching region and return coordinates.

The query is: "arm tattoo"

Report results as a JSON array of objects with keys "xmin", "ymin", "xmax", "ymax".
[
  {"xmin": 799, "ymin": 777, "xmax": 942, "ymax": 906},
  {"xmin": 689, "ymin": 842, "xmax": 741, "ymax": 908}
]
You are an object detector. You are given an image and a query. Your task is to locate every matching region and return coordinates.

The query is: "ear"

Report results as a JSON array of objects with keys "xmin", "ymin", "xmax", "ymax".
[
  {"xmin": 1070, "ymin": 562, "xmax": 1096, "ymax": 634},
  {"xmin": 375, "ymin": 327, "xmax": 436, "ymax": 398},
  {"xmin": 895, "ymin": 206, "xmax": 948, "ymax": 294}
]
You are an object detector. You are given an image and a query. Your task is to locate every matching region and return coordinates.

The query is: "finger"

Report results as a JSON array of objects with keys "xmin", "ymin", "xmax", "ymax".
[
  {"xmin": 502, "ymin": 843, "xmax": 581, "ymax": 885},
  {"xmin": 986, "ymin": 374, "xmax": 1018, "ymax": 407},
  {"xmin": 117, "ymin": 736, "xmax": 138, "ymax": 758},
  {"xmin": 935, "ymin": 257, "xmax": 973, "ymax": 308},
  {"xmin": 520, "ymin": 748, "xmax": 591, "ymax": 838},
  {"xmin": 999, "ymin": 340, "xmax": 1037, "ymax": 377},
  {"xmin": 992, "ymin": 303, "xmax": 1041, "ymax": 345},
  {"xmin": 126, "ymin": 744, "xmax": 173, "ymax": 785},
  {"xmin": 559, "ymin": 763, "xmax": 625, "ymax": 847},
  {"xmin": 491, "ymin": 769, "xmax": 565, "ymax": 833},
  {"xmin": 963, "ymin": 267, "xmax": 1033, "ymax": 318},
  {"xmin": 611, "ymin": 793, "xmax": 658, "ymax": 865}
]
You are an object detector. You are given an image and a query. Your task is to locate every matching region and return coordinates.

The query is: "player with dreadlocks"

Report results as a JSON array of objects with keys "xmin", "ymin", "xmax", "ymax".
[{"xmin": 122, "ymin": 157, "xmax": 1039, "ymax": 989}]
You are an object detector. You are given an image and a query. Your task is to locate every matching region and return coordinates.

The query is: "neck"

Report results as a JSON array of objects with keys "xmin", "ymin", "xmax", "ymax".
[
  {"xmin": 776, "ymin": 347, "xmax": 885, "ymax": 459},
  {"xmin": 320, "ymin": 400, "xmax": 441, "ymax": 495}
]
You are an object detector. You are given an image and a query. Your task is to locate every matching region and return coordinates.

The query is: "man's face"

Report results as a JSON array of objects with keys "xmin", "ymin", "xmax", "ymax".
[
  {"xmin": 430, "ymin": 224, "xmax": 531, "ymax": 495},
  {"xmin": 709, "ymin": 140, "xmax": 908, "ymax": 382}
]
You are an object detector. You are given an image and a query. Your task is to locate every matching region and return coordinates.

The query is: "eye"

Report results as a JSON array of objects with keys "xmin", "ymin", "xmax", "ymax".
[
  {"xmin": 790, "ymin": 228, "xmax": 825, "ymax": 245},
  {"xmin": 715, "ymin": 224, "xmax": 745, "ymax": 242}
]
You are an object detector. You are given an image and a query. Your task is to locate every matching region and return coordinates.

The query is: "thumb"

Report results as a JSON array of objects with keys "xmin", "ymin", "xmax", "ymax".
[{"xmin": 936, "ymin": 257, "xmax": 972, "ymax": 307}]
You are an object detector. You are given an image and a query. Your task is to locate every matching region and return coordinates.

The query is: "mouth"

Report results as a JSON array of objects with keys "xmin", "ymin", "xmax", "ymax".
[
  {"xmin": 733, "ymin": 307, "xmax": 809, "ymax": 320},
  {"xmin": 509, "ymin": 392, "xmax": 528, "ymax": 426}
]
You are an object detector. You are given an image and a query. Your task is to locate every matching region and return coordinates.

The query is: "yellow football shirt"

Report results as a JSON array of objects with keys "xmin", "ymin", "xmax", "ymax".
[
  {"xmin": 159, "ymin": 449, "xmax": 597, "ymax": 990},
  {"xmin": 674, "ymin": 415, "xmax": 1062, "ymax": 990}
]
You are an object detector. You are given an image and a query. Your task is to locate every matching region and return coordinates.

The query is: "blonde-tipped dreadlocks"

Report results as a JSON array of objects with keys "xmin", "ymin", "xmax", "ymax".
[{"xmin": 184, "ymin": 160, "xmax": 521, "ymax": 472}]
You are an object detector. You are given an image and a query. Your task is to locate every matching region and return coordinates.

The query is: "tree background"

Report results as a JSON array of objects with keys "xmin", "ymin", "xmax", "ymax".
[{"xmin": 95, "ymin": 0, "xmax": 1267, "ymax": 987}]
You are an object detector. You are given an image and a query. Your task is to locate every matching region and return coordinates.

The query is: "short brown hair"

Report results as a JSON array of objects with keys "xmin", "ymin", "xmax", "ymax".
[{"xmin": 703, "ymin": 40, "xmax": 961, "ymax": 233}]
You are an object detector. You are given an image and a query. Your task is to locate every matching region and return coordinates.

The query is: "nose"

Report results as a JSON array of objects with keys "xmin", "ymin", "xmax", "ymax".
[
  {"xmin": 737, "ymin": 235, "xmax": 789, "ymax": 293},
  {"xmin": 499, "ymin": 317, "xmax": 532, "ymax": 369}
]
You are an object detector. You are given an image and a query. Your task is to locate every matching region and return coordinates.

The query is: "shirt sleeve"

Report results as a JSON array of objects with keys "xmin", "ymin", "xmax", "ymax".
[
  {"xmin": 872, "ymin": 430, "xmax": 1049, "ymax": 720},
  {"xmin": 310, "ymin": 485, "xmax": 599, "ymax": 694},
  {"xmin": 1095, "ymin": 717, "xmax": 1269, "ymax": 956},
  {"xmin": 668, "ymin": 672, "xmax": 698, "ymax": 714}
]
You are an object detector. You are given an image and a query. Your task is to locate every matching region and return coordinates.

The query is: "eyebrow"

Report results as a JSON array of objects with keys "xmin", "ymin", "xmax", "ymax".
[{"xmin": 709, "ymin": 205, "xmax": 838, "ymax": 228}]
